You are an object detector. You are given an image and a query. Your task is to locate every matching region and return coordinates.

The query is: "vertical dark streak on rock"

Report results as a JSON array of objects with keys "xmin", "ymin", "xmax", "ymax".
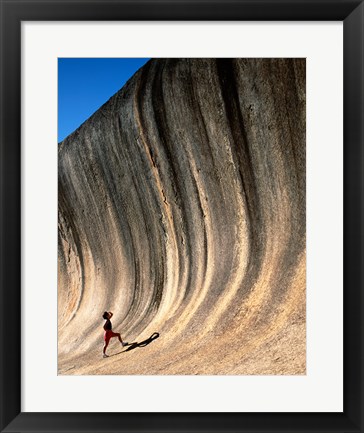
[
  {"xmin": 150, "ymin": 60, "xmax": 195, "ymax": 300},
  {"xmin": 291, "ymin": 58, "xmax": 306, "ymax": 230},
  {"xmin": 216, "ymin": 59, "xmax": 264, "ymax": 287},
  {"xmin": 255, "ymin": 59, "xmax": 306, "ymax": 307},
  {"xmin": 58, "ymin": 179, "xmax": 85, "ymax": 323},
  {"xmin": 134, "ymin": 61, "xmax": 165, "ymax": 317},
  {"xmin": 111, "ymin": 113, "xmax": 140, "ymax": 325},
  {"xmin": 187, "ymin": 62, "xmax": 213, "ymax": 285}
]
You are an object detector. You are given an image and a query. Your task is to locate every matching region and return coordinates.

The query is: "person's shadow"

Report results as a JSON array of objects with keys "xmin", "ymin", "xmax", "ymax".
[{"xmin": 110, "ymin": 332, "xmax": 160, "ymax": 357}]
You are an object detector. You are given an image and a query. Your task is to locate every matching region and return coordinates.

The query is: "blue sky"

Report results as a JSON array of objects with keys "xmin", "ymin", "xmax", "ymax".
[{"xmin": 58, "ymin": 58, "xmax": 150, "ymax": 142}]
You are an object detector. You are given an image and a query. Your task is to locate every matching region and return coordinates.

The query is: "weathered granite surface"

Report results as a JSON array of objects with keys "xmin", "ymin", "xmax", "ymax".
[{"xmin": 58, "ymin": 59, "xmax": 306, "ymax": 375}]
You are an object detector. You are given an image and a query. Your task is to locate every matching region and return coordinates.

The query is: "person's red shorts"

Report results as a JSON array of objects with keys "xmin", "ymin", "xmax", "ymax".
[{"xmin": 104, "ymin": 330, "xmax": 118, "ymax": 344}]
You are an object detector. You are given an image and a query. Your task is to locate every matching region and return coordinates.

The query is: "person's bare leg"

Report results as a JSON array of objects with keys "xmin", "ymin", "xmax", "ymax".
[
  {"xmin": 114, "ymin": 332, "xmax": 128, "ymax": 346},
  {"xmin": 103, "ymin": 341, "xmax": 109, "ymax": 356}
]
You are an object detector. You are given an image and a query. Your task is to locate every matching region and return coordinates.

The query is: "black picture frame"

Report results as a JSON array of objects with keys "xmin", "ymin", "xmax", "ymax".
[{"xmin": 0, "ymin": 1, "xmax": 363, "ymax": 432}]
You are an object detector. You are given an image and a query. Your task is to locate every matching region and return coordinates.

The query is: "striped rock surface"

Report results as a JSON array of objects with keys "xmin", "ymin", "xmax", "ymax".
[{"xmin": 58, "ymin": 58, "xmax": 306, "ymax": 375}]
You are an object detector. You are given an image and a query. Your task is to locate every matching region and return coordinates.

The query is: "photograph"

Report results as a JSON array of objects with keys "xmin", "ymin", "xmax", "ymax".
[
  {"xmin": 2, "ymin": 0, "xmax": 363, "ymax": 430},
  {"xmin": 57, "ymin": 57, "xmax": 306, "ymax": 375}
]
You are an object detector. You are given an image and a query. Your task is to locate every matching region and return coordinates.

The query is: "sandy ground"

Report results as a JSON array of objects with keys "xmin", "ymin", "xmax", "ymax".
[{"xmin": 58, "ymin": 317, "xmax": 305, "ymax": 376}]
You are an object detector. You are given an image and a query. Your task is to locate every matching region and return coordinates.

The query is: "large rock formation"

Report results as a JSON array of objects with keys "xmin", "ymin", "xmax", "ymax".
[{"xmin": 58, "ymin": 58, "xmax": 306, "ymax": 375}]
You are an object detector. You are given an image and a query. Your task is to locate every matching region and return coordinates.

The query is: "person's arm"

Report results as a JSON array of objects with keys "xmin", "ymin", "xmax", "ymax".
[{"xmin": 108, "ymin": 312, "xmax": 113, "ymax": 318}]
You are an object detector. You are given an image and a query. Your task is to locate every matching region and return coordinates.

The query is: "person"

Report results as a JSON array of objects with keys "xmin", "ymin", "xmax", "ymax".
[{"xmin": 102, "ymin": 311, "xmax": 128, "ymax": 358}]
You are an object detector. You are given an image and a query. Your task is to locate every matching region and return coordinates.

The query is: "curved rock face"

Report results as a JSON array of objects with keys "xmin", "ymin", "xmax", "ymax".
[{"xmin": 58, "ymin": 58, "xmax": 306, "ymax": 375}]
